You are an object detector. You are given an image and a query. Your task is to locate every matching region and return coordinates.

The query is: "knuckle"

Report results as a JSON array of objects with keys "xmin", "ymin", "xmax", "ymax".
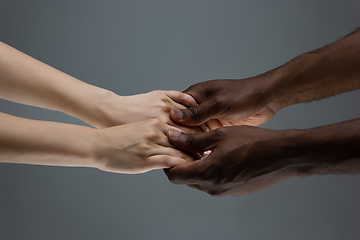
[
  {"xmin": 184, "ymin": 84, "xmax": 197, "ymax": 93},
  {"xmin": 157, "ymin": 114, "xmax": 169, "ymax": 123},
  {"xmin": 178, "ymin": 150, "xmax": 188, "ymax": 160},
  {"xmin": 211, "ymin": 127, "xmax": 228, "ymax": 140},
  {"xmin": 161, "ymin": 155, "xmax": 171, "ymax": 167},
  {"xmin": 184, "ymin": 133, "xmax": 197, "ymax": 150},
  {"xmin": 166, "ymin": 148, "xmax": 177, "ymax": 156},
  {"xmin": 158, "ymin": 101, "xmax": 172, "ymax": 112},
  {"xmin": 151, "ymin": 90, "xmax": 162, "ymax": 95},
  {"xmin": 188, "ymin": 107, "xmax": 200, "ymax": 124},
  {"xmin": 136, "ymin": 142, "xmax": 152, "ymax": 152},
  {"xmin": 148, "ymin": 118, "xmax": 162, "ymax": 127},
  {"xmin": 212, "ymin": 95, "xmax": 224, "ymax": 104},
  {"xmin": 153, "ymin": 155, "xmax": 167, "ymax": 166},
  {"xmin": 145, "ymin": 129, "xmax": 161, "ymax": 141},
  {"xmin": 172, "ymin": 149, "xmax": 187, "ymax": 160}
]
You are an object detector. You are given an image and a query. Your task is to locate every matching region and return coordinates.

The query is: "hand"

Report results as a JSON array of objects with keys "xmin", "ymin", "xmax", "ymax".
[
  {"xmin": 170, "ymin": 75, "xmax": 281, "ymax": 128},
  {"xmin": 98, "ymin": 90, "xmax": 203, "ymax": 133},
  {"xmin": 164, "ymin": 126, "xmax": 298, "ymax": 196},
  {"xmin": 92, "ymin": 118, "xmax": 194, "ymax": 174},
  {"xmin": 0, "ymin": 41, "xmax": 202, "ymax": 131}
]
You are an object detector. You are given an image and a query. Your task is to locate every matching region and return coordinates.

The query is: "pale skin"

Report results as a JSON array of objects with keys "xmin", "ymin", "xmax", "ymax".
[
  {"xmin": 0, "ymin": 41, "xmax": 198, "ymax": 130},
  {"xmin": 0, "ymin": 113, "xmax": 193, "ymax": 174},
  {"xmin": 0, "ymin": 41, "xmax": 197, "ymax": 173}
]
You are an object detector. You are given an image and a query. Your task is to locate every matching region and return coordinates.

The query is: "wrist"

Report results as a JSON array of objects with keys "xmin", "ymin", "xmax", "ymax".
[
  {"xmin": 276, "ymin": 129, "xmax": 311, "ymax": 176},
  {"xmin": 69, "ymin": 126, "xmax": 99, "ymax": 168},
  {"xmin": 267, "ymin": 53, "xmax": 321, "ymax": 111},
  {"xmin": 86, "ymin": 128, "xmax": 107, "ymax": 170},
  {"xmin": 263, "ymin": 129, "xmax": 327, "ymax": 177},
  {"xmin": 91, "ymin": 89, "xmax": 126, "ymax": 128},
  {"xmin": 266, "ymin": 67, "xmax": 292, "ymax": 112},
  {"xmin": 249, "ymin": 66, "xmax": 295, "ymax": 114},
  {"xmin": 78, "ymin": 88, "xmax": 127, "ymax": 128},
  {"xmin": 277, "ymin": 123, "xmax": 359, "ymax": 177}
]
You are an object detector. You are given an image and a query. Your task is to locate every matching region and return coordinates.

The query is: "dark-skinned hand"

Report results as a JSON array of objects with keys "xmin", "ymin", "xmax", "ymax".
[
  {"xmin": 164, "ymin": 126, "xmax": 299, "ymax": 196},
  {"xmin": 170, "ymin": 74, "xmax": 281, "ymax": 129}
]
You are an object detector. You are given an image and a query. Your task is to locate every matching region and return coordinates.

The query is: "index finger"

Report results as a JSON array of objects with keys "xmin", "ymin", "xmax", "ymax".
[{"xmin": 165, "ymin": 91, "xmax": 198, "ymax": 107}]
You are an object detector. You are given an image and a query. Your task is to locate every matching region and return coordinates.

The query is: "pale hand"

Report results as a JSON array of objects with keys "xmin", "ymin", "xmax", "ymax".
[{"xmin": 92, "ymin": 118, "xmax": 194, "ymax": 174}]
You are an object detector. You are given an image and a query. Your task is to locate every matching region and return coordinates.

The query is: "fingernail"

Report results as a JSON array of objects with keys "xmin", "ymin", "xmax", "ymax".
[
  {"xmin": 168, "ymin": 129, "xmax": 182, "ymax": 139},
  {"xmin": 172, "ymin": 109, "xmax": 184, "ymax": 120}
]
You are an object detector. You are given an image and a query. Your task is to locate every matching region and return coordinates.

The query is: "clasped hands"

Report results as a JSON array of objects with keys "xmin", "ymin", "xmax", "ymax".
[
  {"xmin": 1, "ymin": 41, "xmax": 284, "ymax": 197},
  {"xmin": 95, "ymin": 77, "xmax": 292, "ymax": 197},
  {"xmin": 3, "ymin": 28, "xmax": 360, "ymax": 197},
  {"xmin": 81, "ymin": 28, "xmax": 360, "ymax": 197}
]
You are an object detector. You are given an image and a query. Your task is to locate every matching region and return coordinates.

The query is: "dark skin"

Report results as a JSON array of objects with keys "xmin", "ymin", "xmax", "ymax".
[
  {"xmin": 165, "ymin": 28, "xmax": 360, "ymax": 196},
  {"xmin": 166, "ymin": 119, "xmax": 360, "ymax": 196},
  {"xmin": 170, "ymin": 28, "xmax": 360, "ymax": 128}
]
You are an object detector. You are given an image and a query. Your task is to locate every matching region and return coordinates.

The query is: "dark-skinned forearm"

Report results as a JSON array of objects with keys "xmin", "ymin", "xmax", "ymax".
[
  {"xmin": 268, "ymin": 28, "xmax": 360, "ymax": 111},
  {"xmin": 283, "ymin": 118, "xmax": 360, "ymax": 176}
]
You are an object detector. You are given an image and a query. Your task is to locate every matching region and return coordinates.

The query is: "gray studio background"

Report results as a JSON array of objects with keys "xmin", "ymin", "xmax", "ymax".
[{"xmin": 1, "ymin": 0, "xmax": 360, "ymax": 239}]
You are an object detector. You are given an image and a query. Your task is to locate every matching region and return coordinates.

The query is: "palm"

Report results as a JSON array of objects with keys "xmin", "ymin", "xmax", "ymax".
[{"xmin": 221, "ymin": 106, "xmax": 276, "ymax": 127}]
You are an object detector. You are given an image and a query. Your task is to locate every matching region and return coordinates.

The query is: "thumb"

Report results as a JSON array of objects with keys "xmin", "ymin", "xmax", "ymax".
[
  {"xmin": 170, "ymin": 100, "xmax": 217, "ymax": 127},
  {"xmin": 167, "ymin": 128, "xmax": 219, "ymax": 153}
]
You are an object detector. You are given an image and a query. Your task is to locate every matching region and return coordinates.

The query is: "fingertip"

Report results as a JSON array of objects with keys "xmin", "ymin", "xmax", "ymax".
[
  {"xmin": 199, "ymin": 123, "xmax": 207, "ymax": 132},
  {"xmin": 165, "ymin": 91, "xmax": 197, "ymax": 107},
  {"xmin": 181, "ymin": 92, "xmax": 198, "ymax": 107},
  {"xmin": 170, "ymin": 108, "xmax": 184, "ymax": 122},
  {"xmin": 168, "ymin": 128, "xmax": 182, "ymax": 139},
  {"xmin": 171, "ymin": 107, "xmax": 202, "ymax": 127},
  {"xmin": 206, "ymin": 119, "xmax": 223, "ymax": 130},
  {"xmin": 172, "ymin": 108, "xmax": 184, "ymax": 121}
]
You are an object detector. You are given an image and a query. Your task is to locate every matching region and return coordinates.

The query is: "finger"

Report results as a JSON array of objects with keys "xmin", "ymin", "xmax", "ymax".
[
  {"xmin": 183, "ymin": 82, "xmax": 211, "ymax": 104},
  {"xmin": 148, "ymin": 145, "xmax": 195, "ymax": 162},
  {"xmin": 164, "ymin": 160, "xmax": 202, "ymax": 185},
  {"xmin": 146, "ymin": 155, "xmax": 188, "ymax": 170},
  {"xmin": 167, "ymin": 128, "xmax": 221, "ymax": 153},
  {"xmin": 164, "ymin": 146, "xmax": 223, "ymax": 185},
  {"xmin": 168, "ymin": 99, "xmax": 189, "ymax": 110},
  {"xmin": 162, "ymin": 96, "xmax": 189, "ymax": 110},
  {"xmin": 165, "ymin": 91, "xmax": 198, "ymax": 107},
  {"xmin": 150, "ymin": 120, "xmax": 203, "ymax": 146},
  {"xmin": 205, "ymin": 119, "xmax": 223, "ymax": 130},
  {"xmin": 144, "ymin": 119, "xmax": 173, "ymax": 147},
  {"xmin": 198, "ymin": 123, "xmax": 208, "ymax": 132},
  {"xmin": 169, "ymin": 123, "xmax": 203, "ymax": 134},
  {"xmin": 170, "ymin": 99, "xmax": 219, "ymax": 127},
  {"xmin": 149, "ymin": 134, "xmax": 177, "ymax": 148}
]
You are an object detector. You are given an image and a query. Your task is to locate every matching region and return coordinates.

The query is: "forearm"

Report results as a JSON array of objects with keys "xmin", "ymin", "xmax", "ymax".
[
  {"xmin": 282, "ymin": 118, "xmax": 360, "ymax": 176},
  {"xmin": 0, "ymin": 112, "xmax": 95, "ymax": 167},
  {"xmin": 0, "ymin": 41, "xmax": 117, "ymax": 127},
  {"xmin": 267, "ymin": 28, "xmax": 360, "ymax": 110}
]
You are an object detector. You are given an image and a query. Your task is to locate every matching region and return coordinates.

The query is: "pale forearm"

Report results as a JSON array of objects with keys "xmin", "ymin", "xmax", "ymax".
[
  {"xmin": 0, "ymin": 112, "xmax": 95, "ymax": 167},
  {"xmin": 0, "ymin": 41, "xmax": 116, "ymax": 127},
  {"xmin": 268, "ymin": 28, "xmax": 360, "ymax": 111},
  {"xmin": 0, "ymin": 112, "xmax": 192, "ymax": 174}
]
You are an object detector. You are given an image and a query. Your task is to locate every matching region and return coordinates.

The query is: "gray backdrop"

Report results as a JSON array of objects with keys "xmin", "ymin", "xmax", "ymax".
[{"xmin": 1, "ymin": 0, "xmax": 360, "ymax": 239}]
